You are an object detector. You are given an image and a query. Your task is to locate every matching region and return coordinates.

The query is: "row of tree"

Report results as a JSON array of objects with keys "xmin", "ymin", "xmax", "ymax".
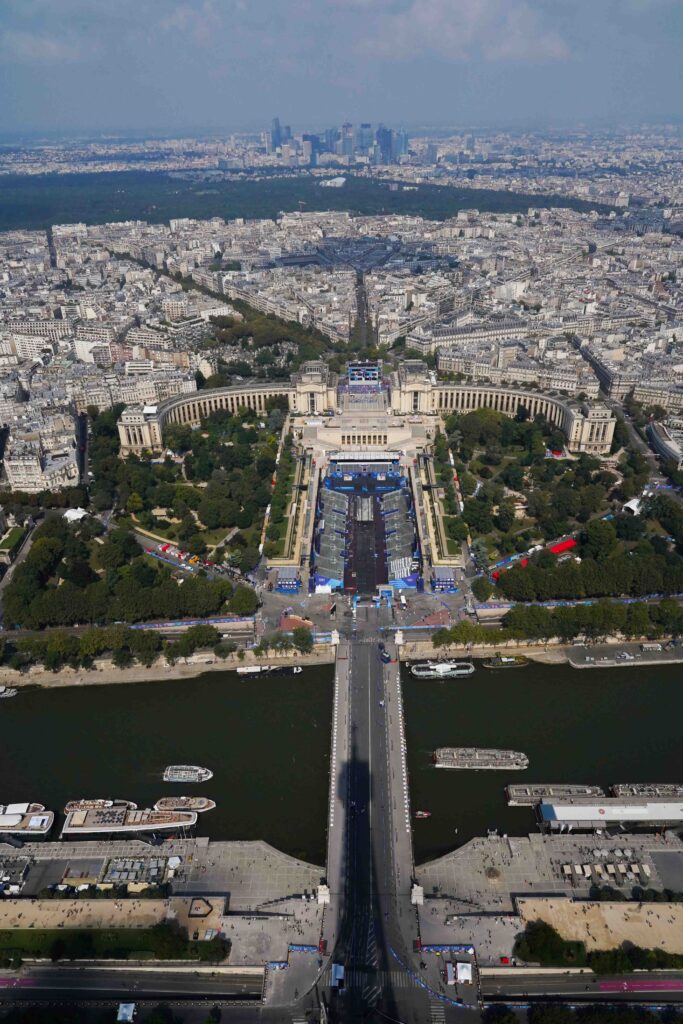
[
  {"xmin": 0, "ymin": 920, "xmax": 227, "ymax": 965},
  {"xmin": 253, "ymin": 627, "xmax": 314, "ymax": 656},
  {"xmin": 264, "ymin": 434, "xmax": 295, "ymax": 552},
  {"xmin": 432, "ymin": 596, "xmax": 683, "ymax": 647},
  {"xmin": 1, "ymin": 623, "xmax": 238, "ymax": 674}
]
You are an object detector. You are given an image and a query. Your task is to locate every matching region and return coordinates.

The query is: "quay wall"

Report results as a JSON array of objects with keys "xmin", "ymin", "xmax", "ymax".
[
  {"xmin": 0, "ymin": 645, "xmax": 337, "ymax": 689},
  {"xmin": 398, "ymin": 637, "xmax": 683, "ymax": 669}
]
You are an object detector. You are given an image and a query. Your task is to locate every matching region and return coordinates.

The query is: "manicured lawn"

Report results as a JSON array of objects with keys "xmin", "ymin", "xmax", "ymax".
[
  {"xmin": 0, "ymin": 527, "xmax": 25, "ymax": 554},
  {"xmin": 0, "ymin": 923, "xmax": 228, "ymax": 962}
]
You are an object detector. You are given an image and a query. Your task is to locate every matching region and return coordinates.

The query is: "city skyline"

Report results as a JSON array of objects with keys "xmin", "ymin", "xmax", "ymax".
[{"xmin": 1, "ymin": 0, "xmax": 682, "ymax": 134}]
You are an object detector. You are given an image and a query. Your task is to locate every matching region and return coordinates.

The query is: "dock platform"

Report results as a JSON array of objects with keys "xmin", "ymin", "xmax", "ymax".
[
  {"xmin": 506, "ymin": 784, "xmax": 604, "ymax": 806},
  {"xmin": 611, "ymin": 783, "xmax": 683, "ymax": 798}
]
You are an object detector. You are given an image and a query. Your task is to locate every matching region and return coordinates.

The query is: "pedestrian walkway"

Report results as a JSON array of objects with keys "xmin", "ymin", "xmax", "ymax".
[
  {"xmin": 342, "ymin": 968, "xmax": 421, "ymax": 990},
  {"xmin": 429, "ymin": 998, "xmax": 447, "ymax": 1022}
]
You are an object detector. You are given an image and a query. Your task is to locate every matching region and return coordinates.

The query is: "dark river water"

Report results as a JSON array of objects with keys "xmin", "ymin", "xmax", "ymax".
[
  {"xmin": 0, "ymin": 668, "xmax": 334, "ymax": 866},
  {"xmin": 403, "ymin": 660, "xmax": 683, "ymax": 864},
  {"xmin": 2, "ymin": 660, "xmax": 682, "ymax": 869}
]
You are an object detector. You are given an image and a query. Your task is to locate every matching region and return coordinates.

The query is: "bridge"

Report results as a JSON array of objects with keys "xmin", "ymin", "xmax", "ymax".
[{"xmin": 321, "ymin": 614, "xmax": 479, "ymax": 1022}]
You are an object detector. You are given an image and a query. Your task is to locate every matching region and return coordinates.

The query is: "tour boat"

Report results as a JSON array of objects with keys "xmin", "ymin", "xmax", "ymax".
[{"xmin": 163, "ymin": 765, "xmax": 213, "ymax": 784}]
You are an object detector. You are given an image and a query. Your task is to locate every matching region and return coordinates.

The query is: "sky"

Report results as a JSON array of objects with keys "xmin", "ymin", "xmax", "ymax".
[{"xmin": 1, "ymin": 0, "xmax": 682, "ymax": 135}]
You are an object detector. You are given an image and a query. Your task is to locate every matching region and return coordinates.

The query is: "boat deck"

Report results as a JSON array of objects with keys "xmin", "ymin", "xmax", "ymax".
[
  {"xmin": 62, "ymin": 807, "xmax": 197, "ymax": 835},
  {"xmin": 506, "ymin": 784, "xmax": 605, "ymax": 806},
  {"xmin": 0, "ymin": 811, "xmax": 54, "ymax": 835},
  {"xmin": 434, "ymin": 747, "xmax": 528, "ymax": 770},
  {"xmin": 611, "ymin": 783, "xmax": 683, "ymax": 798}
]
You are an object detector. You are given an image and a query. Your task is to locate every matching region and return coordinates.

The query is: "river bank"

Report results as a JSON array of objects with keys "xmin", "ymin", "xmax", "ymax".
[
  {"xmin": 399, "ymin": 639, "xmax": 567, "ymax": 664},
  {"xmin": 399, "ymin": 636, "xmax": 683, "ymax": 670},
  {"xmin": 0, "ymin": 644, "xmax": 336, "ymax": 689},
  {"xmin": 4, "ymin": 632, "xmax": 681, "ymax": 689}
]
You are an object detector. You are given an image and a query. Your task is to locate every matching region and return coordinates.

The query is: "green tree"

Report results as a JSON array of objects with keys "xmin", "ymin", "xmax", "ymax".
[
  {"xmin": 126, "ymin": 491, "xmax": 144, "ymax": 514},
  {"xmin": 292, "ymin": 627, "xmax": 314, "ymax": 653},
  {"xmin": 471, "ymin": 577, "xmax": 493, "ymax": 602},
  {"xmin": 228, "ymin": 585, "xmax": 259, "ymax": 615},
  {"xmin": 581, "ymin": 519, "xmax": 618, "ymax": 561},
  {"xmin": 237, "ymin": 548, "xmax": 260, "ymax": 574}
]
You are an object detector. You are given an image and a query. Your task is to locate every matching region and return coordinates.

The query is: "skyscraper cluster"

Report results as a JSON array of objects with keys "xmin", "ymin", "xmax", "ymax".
[{"xmin": 266, "ymin": 117, "xmax": 409, "ymax": 166}]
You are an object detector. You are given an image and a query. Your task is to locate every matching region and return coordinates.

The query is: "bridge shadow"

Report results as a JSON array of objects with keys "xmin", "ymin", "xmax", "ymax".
[{"xmin": 328, "ymin": 728, "xmax": 405, "ymax": 1023}]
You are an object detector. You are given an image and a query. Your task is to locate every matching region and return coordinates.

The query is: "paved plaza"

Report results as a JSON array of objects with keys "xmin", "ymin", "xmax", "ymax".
[{"xmin": 415, "ymin": 831, "xmax": 683, "ymax": 964}]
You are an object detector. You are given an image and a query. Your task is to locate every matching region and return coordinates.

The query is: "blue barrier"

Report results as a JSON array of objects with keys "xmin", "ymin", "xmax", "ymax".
[{"xmin": 421, "ymin": 944, "xmax": 475, "ymax": 954}]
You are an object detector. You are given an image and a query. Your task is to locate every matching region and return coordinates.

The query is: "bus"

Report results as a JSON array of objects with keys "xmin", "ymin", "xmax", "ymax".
[
  {"xmin": 641, "ymin": 642, "xmax": 663, "ymax": 652},
  {"xmin": 331, "ymin": 963, "xmax": 345, "ymax": 989}
]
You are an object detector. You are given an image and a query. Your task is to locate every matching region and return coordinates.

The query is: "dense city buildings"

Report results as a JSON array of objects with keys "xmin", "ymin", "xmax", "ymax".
[
  {"xmin": 1, "ymin": 167, "xmax": 681, "ymax": 499},
  {"xmin": 3, "ymin": 123, "xmax": 683, "ymax": 1024}
]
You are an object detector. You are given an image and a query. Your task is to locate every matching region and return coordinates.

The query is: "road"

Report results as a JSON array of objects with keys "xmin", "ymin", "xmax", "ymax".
[
  {"xmin": 567, "ymin": 638, "xmax": 683, "ymax": 668},
  {"xmin": 482, "ymin": 969, "xmax": 683, "ymax": 1003},
  {"xmin": 1, "ymin": 616, "xmax": 255, "ymax": 645},
  {"xmin": 606, "ymin": 399, "xmax": 669, "ymax": 486},
  {"xmin": 77, "ymin": 411, "xmax": 89, "ymax": 485},
  {"xmin": 0, "ymin": 966, "xmax": 266, "ymax": 1022},
  {"xmin": 354, "ymin": 270, "xmax": 371, "ymax": 347},
  {"xmin": 323, "ymin": 614, "xmax": 475, "ymax": 1023},
  {"xmin": 0, "ymin": 966, "xmax": 262, "ymax": 1002},
  {"xmin": 329, "ymin": 627, "xmax": 428, "ymax": 1022}
]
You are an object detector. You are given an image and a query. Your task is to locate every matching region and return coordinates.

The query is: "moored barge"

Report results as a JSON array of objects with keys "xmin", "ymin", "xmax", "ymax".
[
  {"xmin": 506, "ymin": 784, "xmax": 604, "ymax": 806},
  {"xmin": 61, "ymin": 806, "xmax": 197, "ymax": 837},
  {"xmin": 434, "ymin": 747, "xmax": 529, "ymax": 770}
]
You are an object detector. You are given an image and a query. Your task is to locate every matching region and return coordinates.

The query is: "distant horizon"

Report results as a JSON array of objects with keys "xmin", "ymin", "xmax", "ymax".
[{"xmin": 2, "ymin": 119, "xmax": 683, "ymax": 146}]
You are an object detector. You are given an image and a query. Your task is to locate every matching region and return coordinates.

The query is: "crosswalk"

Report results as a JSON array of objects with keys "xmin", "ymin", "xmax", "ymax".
[
  {"xmin": 342, "ymin": 968, "xmax": 421, "ymax": 990},
  {"xmin": 365, "ymin": 917, "xmax": 379, "ymax": 968},
  {"xmin": 429, "ymin": 998, "xmax": 447, "ymax": 1023}
]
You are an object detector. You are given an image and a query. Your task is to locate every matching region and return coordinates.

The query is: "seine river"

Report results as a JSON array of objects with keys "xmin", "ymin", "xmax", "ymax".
[
  {"xmin": 0, "ymin": 668, "xmax": 334, "ymax": 866},
  {"xmin": 404, "ymin": 660, "xmax": 683, "ymax": 864},
  {"xmin": 2, "ymin": 660, "xmax": 681, "ymax": 869}
]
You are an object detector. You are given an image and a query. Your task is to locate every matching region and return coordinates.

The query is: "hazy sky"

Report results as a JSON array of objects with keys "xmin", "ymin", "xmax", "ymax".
[{"xmin": 1, "ymin": 0, "xmax": 682, "ymax": 135}]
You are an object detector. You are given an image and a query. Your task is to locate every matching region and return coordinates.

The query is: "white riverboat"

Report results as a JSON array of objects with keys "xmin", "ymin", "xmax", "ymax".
[
  {"xmin": 61, "ymin": 806, "xmax": 197, "ymax": 837},
  {"xmin": 0, "ymin": 803, "xmax": 54, "ymax": 837},
  {"xmin": 410, "ymin": 661, "xmax": 475, "ymax": 679},
  {"xmin": 163, "ymin": 765, "xmax": 213, "ymax": 784}
]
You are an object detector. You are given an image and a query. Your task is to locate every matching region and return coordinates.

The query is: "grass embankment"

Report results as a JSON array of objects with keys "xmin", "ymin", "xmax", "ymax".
[
  {"xmin": 0, "ymin": 922, "xmax": 228, "ymax": 962},
  {"xmin": 0, "ymin": 527, "xmax": 25, "ymax": 555},
  {"xmin": 515, "ymin": 920, "xmax": 683, "ymax": 974}
]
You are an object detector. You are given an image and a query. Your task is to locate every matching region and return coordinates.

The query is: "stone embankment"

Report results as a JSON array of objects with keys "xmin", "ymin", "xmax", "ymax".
[{"xmin": 0, "ymin": 645, "xmax": 337, "ymax": 689}]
